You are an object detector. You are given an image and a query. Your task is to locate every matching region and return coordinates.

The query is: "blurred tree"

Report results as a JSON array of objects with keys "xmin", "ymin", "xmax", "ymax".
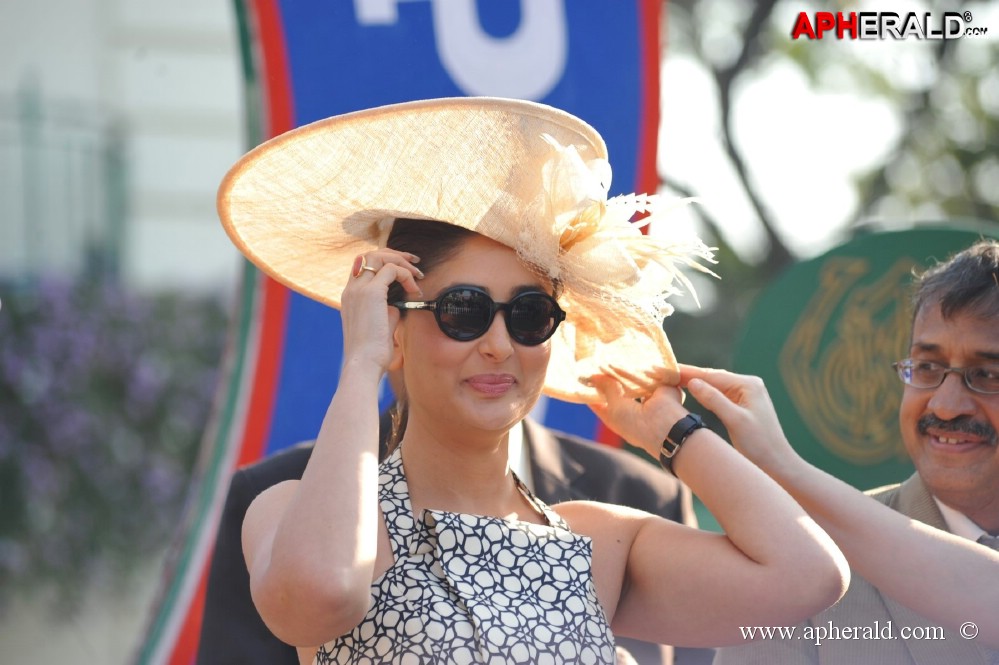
[{"xmin": 656, "ymin": 0, "xmax": 999, "ymax": 387}]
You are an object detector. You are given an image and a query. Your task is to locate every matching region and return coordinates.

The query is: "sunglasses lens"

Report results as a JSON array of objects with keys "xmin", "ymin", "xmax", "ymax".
[
  {"xmin": 437, "ymin": 289, "xmax": 493, "ymax": 340},
  {"xmin": 509, "ymin": 294, "xmax": 559, "ymax": 345},
  {"xmin": 431, "ymin": 288, "xmax": 562, "ymax": 345}
]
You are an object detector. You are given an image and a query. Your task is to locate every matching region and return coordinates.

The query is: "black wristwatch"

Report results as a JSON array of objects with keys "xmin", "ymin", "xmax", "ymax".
[{"xmin": 659, "ymin": 413, "xmax": 705, "ymax": 475}]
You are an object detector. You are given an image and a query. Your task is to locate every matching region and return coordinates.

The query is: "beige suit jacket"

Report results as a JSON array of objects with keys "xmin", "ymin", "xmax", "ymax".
[{"xmin": 712, "ymin": 472, "xmax": 992, "ymax": 665}]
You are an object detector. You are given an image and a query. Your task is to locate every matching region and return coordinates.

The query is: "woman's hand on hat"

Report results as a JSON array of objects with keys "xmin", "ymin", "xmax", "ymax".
[
  {"xmin": 588, "ymin": 374, "xmax": 690, "ymax": 459},
  {"xmin": 339, "ymin": 250, "xmax": 423, "ymax": 372},
  {"xmin": 679, "ymin": 365, "xmax": 799, "ymax": 478}
]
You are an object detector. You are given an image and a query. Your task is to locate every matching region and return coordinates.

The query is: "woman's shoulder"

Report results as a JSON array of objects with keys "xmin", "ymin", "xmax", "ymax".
[
  {"xmin": 554, "ymin": 499, "xmax": 695, "ymax": 552},
  {"xmin": 245, "ymin": 479, "xmax": 301, "ymax": 528},
  {"xmin": 552, "ymin": 499, "xmax": 650, "ymax": 538}
]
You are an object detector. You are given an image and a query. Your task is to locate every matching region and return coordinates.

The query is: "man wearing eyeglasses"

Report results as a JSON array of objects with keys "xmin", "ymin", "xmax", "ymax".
[{"xmin": 711, "ymin": 239, "xmax": 999, "ymax": 665}]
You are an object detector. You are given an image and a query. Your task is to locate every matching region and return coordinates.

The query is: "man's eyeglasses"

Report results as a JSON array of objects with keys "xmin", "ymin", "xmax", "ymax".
[
  {"xmin": 892, "ymin": 359, "xmax": 999, "ymax": 395},
  {"xmin": 392, "ymin": 286, "xmax": 566, "ymax": 346}
]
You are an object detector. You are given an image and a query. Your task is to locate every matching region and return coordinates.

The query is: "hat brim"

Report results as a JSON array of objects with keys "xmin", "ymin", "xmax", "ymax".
[
  {"xmin": 218, "ymin": 97, "xmax": 606, "ymax": 309},
  {"xmin": 218, "ymin": 97, "xmax": 680, "ymax": 404}
]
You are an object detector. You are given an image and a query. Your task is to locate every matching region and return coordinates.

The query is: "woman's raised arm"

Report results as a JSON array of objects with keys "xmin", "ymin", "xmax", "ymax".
[
  {"xmin": 241, "ymin": 251, "xmax": 422, "ymax": 647},
  {"xmin": 588, "ymin": 375, "xmax": 849, "ymax": 647},
  {"xmin": 684, "ymin": 365, "xmax": 999, "ymax": 648}
]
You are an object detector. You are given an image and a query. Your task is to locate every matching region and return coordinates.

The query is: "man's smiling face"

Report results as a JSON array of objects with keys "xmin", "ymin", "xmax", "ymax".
[{"xmin": 899, "ymin": 303, "xmax": 999, "ymax": 530}]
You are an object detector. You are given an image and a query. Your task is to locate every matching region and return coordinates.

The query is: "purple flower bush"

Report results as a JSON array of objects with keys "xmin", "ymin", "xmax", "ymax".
[{"xmin": 0, "ymin": 276, "xmax": 227, "ymax": 611}]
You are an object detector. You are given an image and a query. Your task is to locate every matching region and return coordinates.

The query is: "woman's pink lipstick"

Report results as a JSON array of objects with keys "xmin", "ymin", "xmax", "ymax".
[{"xmin": 466, "ymin": 374, "xmax": 516, "ymax": 396}]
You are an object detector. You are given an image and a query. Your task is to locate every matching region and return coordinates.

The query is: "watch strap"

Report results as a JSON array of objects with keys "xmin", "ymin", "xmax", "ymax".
[{"xmin": 659, "ymin": 413, "xmax": 705, "ymax": 475}]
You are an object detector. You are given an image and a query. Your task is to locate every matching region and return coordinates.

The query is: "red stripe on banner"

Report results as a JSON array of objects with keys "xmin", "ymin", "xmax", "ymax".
[
  {"xmin": 165, "ymin": 578, "xmax": 207, "ymax": 665},
  {"xmin": 636, "ymin": 0, "xmax": 662, "ymax": 195},
  {"xmin": 238, "ymin": 0, "xmax": 295, "ymax": 466},
  {"xmin": 595, "ymin": 0, "xmax": 662, "ymax": 448},
  {"xmin": 163, "ymin": 1, "xmax": 296, "ymax": 663},
  {"xmin": 237, "ymin": 274, "xmax": 290, "ymax": 467},
  {"xmin": 254, "ymin": 0, "xmax": 295, "ymax": 139},
  {"xmin": 165, "ymin": 278, "xmax": 289, "ymax": 665}
]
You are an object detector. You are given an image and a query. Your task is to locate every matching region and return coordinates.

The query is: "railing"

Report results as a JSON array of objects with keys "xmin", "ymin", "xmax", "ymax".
[{"xmin": 0, "ymin": 77, "xmax": 126, "ymax": 282}]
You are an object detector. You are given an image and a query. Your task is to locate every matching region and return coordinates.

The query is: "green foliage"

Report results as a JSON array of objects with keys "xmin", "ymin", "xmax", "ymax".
[{"xmin": 661, "ymin": 0, "xmax": 999, "ymax": 366}]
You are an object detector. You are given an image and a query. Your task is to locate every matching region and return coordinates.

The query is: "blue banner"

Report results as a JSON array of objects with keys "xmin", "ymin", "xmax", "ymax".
[{"xmin": 263, "ymin": 0, "xmax": 660, "ymax": 453}]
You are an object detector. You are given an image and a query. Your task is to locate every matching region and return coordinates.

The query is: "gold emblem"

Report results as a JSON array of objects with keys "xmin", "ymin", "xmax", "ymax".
[{"xmin": 779, "ymin": 257, "xmax": 918, "ymax": 464}]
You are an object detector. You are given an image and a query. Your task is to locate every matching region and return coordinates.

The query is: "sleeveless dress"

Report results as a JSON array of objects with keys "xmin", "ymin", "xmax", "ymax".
[{"xmin": 315, "ymin": 447, "xmax": 616, "ymax": 665}]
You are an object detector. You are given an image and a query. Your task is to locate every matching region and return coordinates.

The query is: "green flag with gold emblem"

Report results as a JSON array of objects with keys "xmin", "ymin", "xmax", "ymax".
[{"xmin": 734, "ymin": 225, "xmax": 997, "ymax": 490}]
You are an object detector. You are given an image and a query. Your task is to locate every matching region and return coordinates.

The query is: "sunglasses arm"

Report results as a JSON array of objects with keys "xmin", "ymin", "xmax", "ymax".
[{"xmin": 391, "ymin": 301, "xmax": 436, "ymax": 312}]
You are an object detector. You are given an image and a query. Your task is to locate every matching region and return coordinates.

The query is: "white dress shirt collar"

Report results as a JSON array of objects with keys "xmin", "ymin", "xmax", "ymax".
[
  {"xmin": 508, "ymin": 422, "xmax": 534, "ymax": 492},
  {"xmin": 932, "ymin": 496, "xmax": 991, "ymax": 541}
]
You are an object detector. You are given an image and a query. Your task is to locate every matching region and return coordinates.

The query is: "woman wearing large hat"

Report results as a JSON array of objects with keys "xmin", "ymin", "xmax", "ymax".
[{"xmin": 220, "ymin": 97, "xmax": 847, "ymax": 664}]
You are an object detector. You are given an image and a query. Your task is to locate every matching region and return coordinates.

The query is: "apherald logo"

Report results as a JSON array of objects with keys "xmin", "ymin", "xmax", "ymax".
[{"xmin": 791, "ymin": 10, "xmax": 987, "ymax": 40}]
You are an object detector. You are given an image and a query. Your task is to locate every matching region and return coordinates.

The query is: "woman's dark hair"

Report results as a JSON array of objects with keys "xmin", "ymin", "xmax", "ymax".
[
  {"xmin": 384, "ymin": 218, "xmax": 479, "ymax": 453},
  {"xmin": 385, "ymin": 218, "xmax": 479, "ymax": 305}
]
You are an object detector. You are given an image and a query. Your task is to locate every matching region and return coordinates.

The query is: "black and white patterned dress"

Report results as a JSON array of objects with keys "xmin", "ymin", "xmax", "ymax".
[{"xmin": 315, "ymin": 447, "xmax": 616, "ymax": 664}]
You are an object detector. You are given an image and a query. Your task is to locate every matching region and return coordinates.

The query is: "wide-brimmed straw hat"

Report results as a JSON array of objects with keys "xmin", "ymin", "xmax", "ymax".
[{"xmin": 218, "ymin": 97, "xmax": 714, "ymax": 403}]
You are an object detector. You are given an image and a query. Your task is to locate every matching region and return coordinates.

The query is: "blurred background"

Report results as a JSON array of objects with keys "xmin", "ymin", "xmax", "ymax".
[{"xmin": 1, "ymin": 0, "xmax": 997, "ymax": 662}]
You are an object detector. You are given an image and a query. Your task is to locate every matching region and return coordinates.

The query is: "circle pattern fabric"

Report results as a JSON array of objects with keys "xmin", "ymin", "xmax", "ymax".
[{"xmin": 315, "ymin": 447, "xmax": 615, "ymax": 664}]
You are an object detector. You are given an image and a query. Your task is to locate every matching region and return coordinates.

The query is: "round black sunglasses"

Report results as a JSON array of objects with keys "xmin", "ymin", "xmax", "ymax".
[{"xmin": 391, "ymin": 286, "xmax": 565, "ymax": 346}]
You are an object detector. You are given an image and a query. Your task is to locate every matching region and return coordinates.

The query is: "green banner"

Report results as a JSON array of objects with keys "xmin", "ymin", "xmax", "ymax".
[{"xmin": 734, "ymin": 225, "xmax": 997, "ymax": 491}]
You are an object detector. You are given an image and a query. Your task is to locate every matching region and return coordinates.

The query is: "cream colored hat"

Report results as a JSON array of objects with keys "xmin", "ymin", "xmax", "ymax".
[{"xmin": 218, "ymin": 97, "xmax": 714, "ymax": 403}]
